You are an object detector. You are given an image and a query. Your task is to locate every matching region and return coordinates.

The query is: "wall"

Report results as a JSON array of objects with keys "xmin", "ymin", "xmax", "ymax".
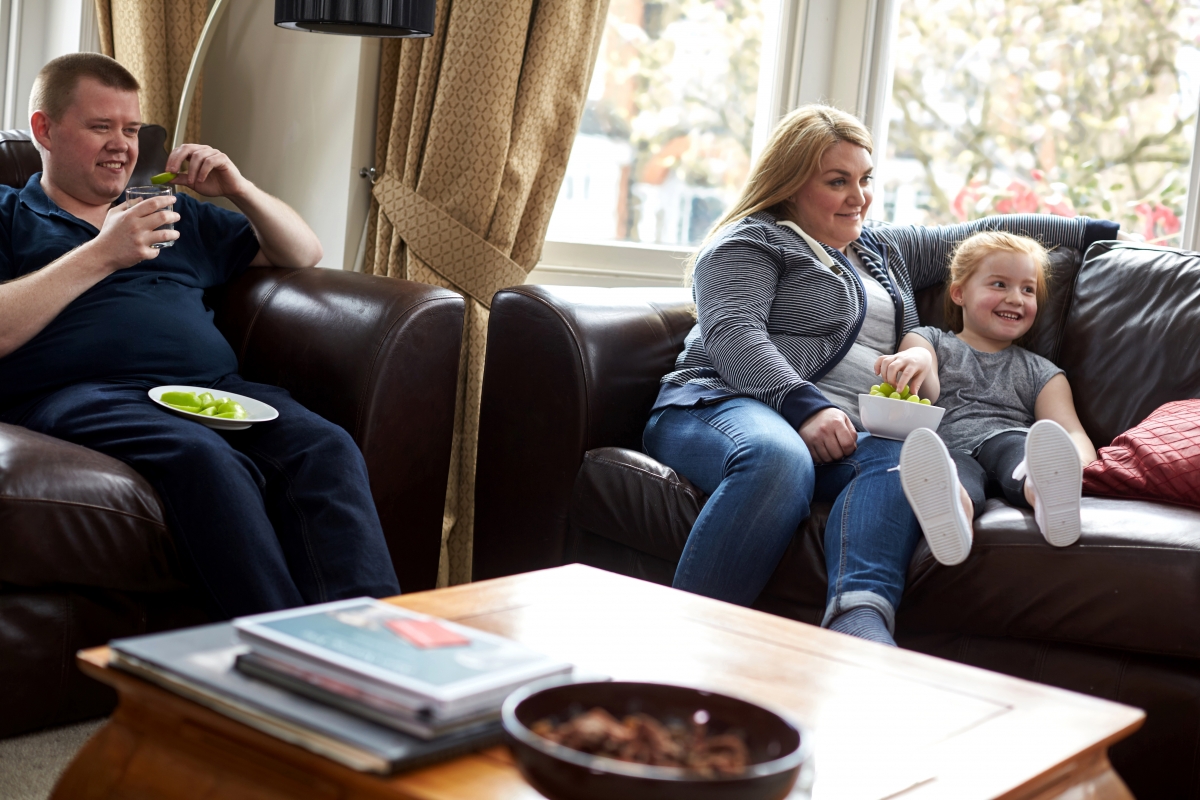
[
  {"xmin": 1, "ymin": 0, "xmax": 376, "ymax": 269},
  {"xmin": 200, "ymin": 0, "xmax": 379, "ymax": 270}
]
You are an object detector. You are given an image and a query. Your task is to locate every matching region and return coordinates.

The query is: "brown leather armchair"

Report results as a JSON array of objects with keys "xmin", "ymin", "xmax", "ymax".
[
  {"xmin": 0, "ymin": 129, "xmax": 465, "ymax": 737},
  {"xmin": 473, "ymin": 245, "xmax": 1200, "ymax": 799}
]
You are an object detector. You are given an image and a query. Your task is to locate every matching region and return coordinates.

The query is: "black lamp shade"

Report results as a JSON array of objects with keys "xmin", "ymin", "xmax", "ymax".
[{"xmin": 275, "ymin": 0, "xmax": 435, "ymax": 38}]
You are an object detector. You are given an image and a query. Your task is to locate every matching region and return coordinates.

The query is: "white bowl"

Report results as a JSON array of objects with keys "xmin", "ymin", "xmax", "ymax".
[
  {"xmin": 149, "ymin": 385, "xmax": 279, "ymax": 431},
  {"xmin": 857, "ymin": 393, "xmax": 945, "ymax": 441}
]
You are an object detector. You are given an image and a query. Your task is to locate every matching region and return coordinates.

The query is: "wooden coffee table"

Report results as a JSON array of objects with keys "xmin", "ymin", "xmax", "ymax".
[{"xmin": 52, "ymin": 565, "xmax": 1142, "ymax": 799}]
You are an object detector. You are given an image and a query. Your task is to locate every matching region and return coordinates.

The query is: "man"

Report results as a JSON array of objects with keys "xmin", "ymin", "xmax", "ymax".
[{"xmin": 0, "ymin": 53, "xmax": 401, "ymax": 617}]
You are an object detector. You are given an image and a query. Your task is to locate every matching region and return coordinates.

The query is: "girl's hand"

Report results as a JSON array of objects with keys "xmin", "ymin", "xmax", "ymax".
[{"xmin": 874, "ymin": 347, "xmax": 934, "ymax": 397}]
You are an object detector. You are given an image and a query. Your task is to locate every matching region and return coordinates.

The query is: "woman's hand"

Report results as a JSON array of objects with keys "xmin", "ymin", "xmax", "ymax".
[
  {"xmin": 798, "ymin": 407, "xmax": 858, "ymax": 464},
  {"xmin": 1116, "ymin": 230, "xmax": 1145, "ymax": 242},
  {"xmin": 874, "ymin": 346, "xmax": 934, "ymax": 398}
]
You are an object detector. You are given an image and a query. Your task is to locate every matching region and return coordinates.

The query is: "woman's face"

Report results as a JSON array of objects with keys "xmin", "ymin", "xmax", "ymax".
[{"xmin": 788, "ymin": 141, "xmax": 874, "ymax": 251}]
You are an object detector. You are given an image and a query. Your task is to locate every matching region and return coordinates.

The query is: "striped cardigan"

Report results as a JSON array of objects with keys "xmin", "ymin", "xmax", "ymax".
[{"xmin": 655, "ymin": 211, "xmax": 1118, "ymax": 428}]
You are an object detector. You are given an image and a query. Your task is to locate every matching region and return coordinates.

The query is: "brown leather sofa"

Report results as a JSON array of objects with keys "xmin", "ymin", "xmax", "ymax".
[
  {"xmin": 473, "ymin": 244, "xmax": 1200, "ymax": 799},
  {"xmin": 0, "ymin": 129, "xmax": 465, "ymax": 737}
]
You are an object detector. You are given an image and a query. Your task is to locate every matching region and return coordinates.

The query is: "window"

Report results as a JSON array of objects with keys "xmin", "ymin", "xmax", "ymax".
[
  {"xmin": 0, "ymin": 0, "xmax": 101, "ymax": 129},
  {"xmin": 544, "ymin": 0, "xmax": 765, "ymax": 250},
  {"xmin": 880, "ymin": 0, "xmax": 1200, "ymax": 247},
  {"xmin": 534, "ymin": 0, "xmax": 899, "ymax": 286},
  {"xmin": 536, "ymin": 0, "xmax": 1200, "ymax": 286}
]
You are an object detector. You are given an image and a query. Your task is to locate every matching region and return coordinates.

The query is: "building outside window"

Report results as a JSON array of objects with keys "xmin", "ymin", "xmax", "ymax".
[
  {"xmin": 544, "ymin": 0, "xmax": 763, "ymax": 248},
  {"xmin": 544, "ymin": 0, "xmax": 1200, "ymax": 281}
]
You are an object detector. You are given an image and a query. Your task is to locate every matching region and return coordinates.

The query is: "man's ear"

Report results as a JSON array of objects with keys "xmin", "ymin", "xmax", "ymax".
[{"xmin": 30, "ymin": 110, "xmax": 52, "ymax": 151}]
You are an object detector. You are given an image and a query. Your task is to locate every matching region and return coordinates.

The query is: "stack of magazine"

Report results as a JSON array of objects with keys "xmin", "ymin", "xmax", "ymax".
[{"xmin": 108, "ymin": 597, "xmax": 573, "ymax": 774}]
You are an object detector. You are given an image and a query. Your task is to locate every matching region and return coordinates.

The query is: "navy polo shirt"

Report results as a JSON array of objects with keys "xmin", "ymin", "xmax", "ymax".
[{"xmin": 0, "ymin": 174, "xmax": 261, "ymax": 413}]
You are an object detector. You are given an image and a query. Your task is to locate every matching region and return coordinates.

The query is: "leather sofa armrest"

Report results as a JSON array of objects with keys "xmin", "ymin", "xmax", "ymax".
[
  {"xmin": 0, "ymin": 422, "xmax": 183, "ymax": 591},
  {"xmin": 207, "ymin": 267, "xmax": 465, "ymax": 592},
  {"xmin": 472, "ymin": 285, "xmax": 695, "ymax": 581}
]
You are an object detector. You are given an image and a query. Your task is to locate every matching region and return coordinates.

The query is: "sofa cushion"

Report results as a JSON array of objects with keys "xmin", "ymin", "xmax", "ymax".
[
  {"xmin": 1083, "ymin": 399, "xmax": 1200, "ymax": 510},
  {"xmin": 569, "ymin": 447, "xmax": 703, "ymax": 563},
  {"xmin": 1059, "ymin": 242, "xmax": 1200, "ymax": 448},
  {"xmin": 900, "ymin": 496, "xmax": 1200, "ymax": 659},
  {"xmin": 570, "ymin": 447, "xmax": 1200, "ymax": 659},
  {"xmin": 0, "ymin": 587, "xmax": 207, "ymax": 737},
  {"xmin": 0, "ymin": 423, "xmax": 186, "ymax": 591},
  {"xmin": 569, "ymin": 447, "xmax": 830, "ymax": 618}
]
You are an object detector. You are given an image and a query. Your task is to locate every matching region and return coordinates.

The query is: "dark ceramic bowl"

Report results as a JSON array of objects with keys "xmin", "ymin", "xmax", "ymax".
[{"xmin": 502, "ymin": 680, "xmax": 812, "ymax": 800}]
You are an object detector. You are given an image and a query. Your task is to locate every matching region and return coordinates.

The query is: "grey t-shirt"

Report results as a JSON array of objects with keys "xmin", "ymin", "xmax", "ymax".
[
  {"xmin": 911, "ymin": 326, "xmax": 1063, "ymax": 454},
  {"xmin": 816, "ymin": 249, "xmax": 897, "ymax": 430}
]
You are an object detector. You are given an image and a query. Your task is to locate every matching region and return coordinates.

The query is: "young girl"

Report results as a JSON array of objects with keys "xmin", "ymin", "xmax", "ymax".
[{"xmin": 876, "ymin": 231, "xmax": 1098, "ymax": 566}]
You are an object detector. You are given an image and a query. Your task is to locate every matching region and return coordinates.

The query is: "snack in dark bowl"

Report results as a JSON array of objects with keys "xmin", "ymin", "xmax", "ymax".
[
  {"xmin": 503, "ymin": 680, "xmax": 812, "ymax": 800},
  {"xmin": 532, "ymin": 706, "xmax": 749, "ymax": 777}
]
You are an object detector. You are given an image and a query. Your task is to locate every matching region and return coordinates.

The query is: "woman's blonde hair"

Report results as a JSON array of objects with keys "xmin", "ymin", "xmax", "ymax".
[
  {"xmin": 684, "ymin": 104, "xmax": 873, "ymax": 284},
  {"xmin": 944, "ymin": 231, "xmax": 1051, "ymax": 336}
]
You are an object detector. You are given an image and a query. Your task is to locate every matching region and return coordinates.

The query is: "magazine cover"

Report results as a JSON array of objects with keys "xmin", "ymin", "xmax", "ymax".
[
  {"xmin": 108, "ymin": 623, "xmax": 504, "ymax": 773},
  {"xmin": 233, "ymin": 598, "xmax": 572, "ymax": 709}
]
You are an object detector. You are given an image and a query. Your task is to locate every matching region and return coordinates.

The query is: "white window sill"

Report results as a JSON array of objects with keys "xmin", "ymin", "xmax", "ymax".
[{"xmin": 527, "ymin": 240, "xmax": 689, "ymax": 287}]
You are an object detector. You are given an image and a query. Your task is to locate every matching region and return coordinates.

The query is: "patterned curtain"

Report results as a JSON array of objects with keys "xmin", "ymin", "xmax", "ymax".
[
  {"xmin": 95, "ymin": 0, "xmax": 209, "ymax": 144},
  {"xmin": 366, "ymin": 0, "xmax": 609, "ymax": 586}
]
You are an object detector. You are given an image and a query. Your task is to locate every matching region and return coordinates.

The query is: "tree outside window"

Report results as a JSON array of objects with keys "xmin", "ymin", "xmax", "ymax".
[{"xmin": 885, "ymin": 0, "xmax": 1200, "ymax": 244}]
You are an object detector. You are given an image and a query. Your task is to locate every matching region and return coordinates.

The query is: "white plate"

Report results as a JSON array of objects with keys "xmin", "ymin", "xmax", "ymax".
[
  {"xmin": 149, "ymin": 385, "xmax": 279, "ymax": 431},
  {"xmin": 858, "ymin": 392, "xmax": 945, "ymax": 441}
]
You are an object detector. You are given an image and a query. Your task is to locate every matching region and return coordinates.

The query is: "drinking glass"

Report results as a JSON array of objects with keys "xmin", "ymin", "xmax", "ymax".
[{"xmin": 125, "ymin": 185, "xmax": 176, "ymax": 248}]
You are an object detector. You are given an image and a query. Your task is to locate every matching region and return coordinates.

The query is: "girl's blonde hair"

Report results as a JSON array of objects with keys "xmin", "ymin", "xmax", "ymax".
[
  {"xmin": 944, "ymin": 231, "xmax": 1051, "ymax": 336},
  {"xmin": 684, "ymin": 104, "xmax": 873, "ymax": 284}
]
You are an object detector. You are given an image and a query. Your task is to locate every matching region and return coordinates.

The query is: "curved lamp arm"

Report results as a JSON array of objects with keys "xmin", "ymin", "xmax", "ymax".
[{"xmin": 172, "ymin": 0, "xmax": 230, "ymax": 151}]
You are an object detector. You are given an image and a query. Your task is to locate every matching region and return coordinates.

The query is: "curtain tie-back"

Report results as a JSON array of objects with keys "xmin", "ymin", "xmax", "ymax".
[{"xmin": 373, "ymin": 175, "xmax": 528, "ymax": 307}]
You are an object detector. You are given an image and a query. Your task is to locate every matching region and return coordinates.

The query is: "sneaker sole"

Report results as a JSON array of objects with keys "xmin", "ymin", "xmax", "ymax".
[
  {"xmin": 900, "ymin": 428, "xmax": 972, "ymax": 566},
  {"xmin": 1026, "ymin": 421, "xmax": 1083, "ymax": 547}
]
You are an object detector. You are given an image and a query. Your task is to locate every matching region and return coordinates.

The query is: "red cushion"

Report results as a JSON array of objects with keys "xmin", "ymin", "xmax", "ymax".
[{"xmin": 1083, "ymin": 400, "xmax": 1200, "ymax": 510}]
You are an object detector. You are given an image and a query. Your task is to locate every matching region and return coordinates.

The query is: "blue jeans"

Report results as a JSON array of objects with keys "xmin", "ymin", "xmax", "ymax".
[
  {"xmin": 643, "ymin": 397, "xmax": 922, "ymax": 633},
  {"xmin": 3, "ymin": 375, "xmax": 402, "ymax": 618}
]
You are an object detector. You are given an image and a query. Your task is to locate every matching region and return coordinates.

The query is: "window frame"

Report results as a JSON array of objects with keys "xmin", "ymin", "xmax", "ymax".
[
  {"xmin": 1, "ymin": 0, "xmax": 21, "ymax": 130},
  {"xmin": 535, "ymin": 0, "xmax": 1200, "ymax": 283},
  {"xmin": 1185, "ymin": 138, "xmax": 1200, "ymax": 250},
  {"xmin": 0, "ymin": 0, "xmax": 102, "ymax": 131},
  {"xmin": 533, "ymin": 0, "xmax": 900, "ymax": 286}
]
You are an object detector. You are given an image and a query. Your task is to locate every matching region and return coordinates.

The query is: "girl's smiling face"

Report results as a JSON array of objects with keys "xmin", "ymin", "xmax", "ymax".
[{"xmin": 950, "ymin": 250, "xmax": 1039, "ymax": 350}]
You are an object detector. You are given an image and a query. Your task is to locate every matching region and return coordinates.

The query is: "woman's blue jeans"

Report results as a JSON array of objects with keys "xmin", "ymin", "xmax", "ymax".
[{"xmin": 643, "ymin": 397, "xmax": 922, "ymax": 634}]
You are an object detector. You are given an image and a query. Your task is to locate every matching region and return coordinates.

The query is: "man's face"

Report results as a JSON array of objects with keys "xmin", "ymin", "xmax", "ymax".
[{"xmin": 37, "ymin": 78, "xmax": 141, "ymax": 205}]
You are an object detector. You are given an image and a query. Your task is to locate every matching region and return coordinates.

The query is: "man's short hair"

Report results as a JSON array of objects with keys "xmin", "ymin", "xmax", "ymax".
[{"xmin": 29, "ymin": 53, "xmax": 139, "ymax": 123}]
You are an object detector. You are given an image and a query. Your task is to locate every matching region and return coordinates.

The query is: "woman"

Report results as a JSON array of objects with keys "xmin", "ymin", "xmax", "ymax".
[{"xmin": 642, "ymin": 105, "xmax": 1120, "ymax": 646}]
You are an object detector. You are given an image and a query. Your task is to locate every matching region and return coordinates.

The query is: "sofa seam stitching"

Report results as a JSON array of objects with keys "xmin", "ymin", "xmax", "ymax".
[
  {"xmin": 505, "ymin": 288, "xmax": 592, "ymax": 456},
  {"xmin": 353, "ymin": 294, "xmax": 449, "ymax": 441},
  {"xmin": 970, "ymin": 542, "xmax": 1200, "ymax": 553},
  {"xmin": 0, "ymin": 496, "xmax": 167, "ymax": 528},
  {"xmin": 237, "ymin": 272, "xmax": 294, "ymax": 364},
  {"xmin": 586, "ymin": 455, "xmax": 698, "ymax": 494}
]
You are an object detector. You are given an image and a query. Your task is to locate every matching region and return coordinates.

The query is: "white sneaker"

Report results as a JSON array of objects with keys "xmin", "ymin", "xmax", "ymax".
[
  {"xmin": 1012, "ymin": 420, "xmax": 1083, "ymax": 547},
  {"xmin": 899, "ymin": 428, "xmax": 974, "ymax": 566}
]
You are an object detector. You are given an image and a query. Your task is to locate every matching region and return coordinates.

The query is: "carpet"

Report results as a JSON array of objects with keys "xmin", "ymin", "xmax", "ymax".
[{"xmin": 0, "ymin": 720, "xmax": 107, "ymax": 800}]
